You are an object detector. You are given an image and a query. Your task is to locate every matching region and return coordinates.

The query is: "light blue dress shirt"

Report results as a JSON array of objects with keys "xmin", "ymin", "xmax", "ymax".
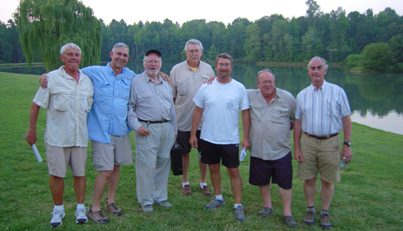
[{"xmin": 83, "ymin": 63, "xmax": 136, "ymax": 143}]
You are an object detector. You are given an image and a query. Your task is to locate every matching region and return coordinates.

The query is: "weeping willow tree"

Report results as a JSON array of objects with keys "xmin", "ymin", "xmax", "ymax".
[{"xmin": 15, "ymin": 0, "xmax": 101, "ymax": 71}]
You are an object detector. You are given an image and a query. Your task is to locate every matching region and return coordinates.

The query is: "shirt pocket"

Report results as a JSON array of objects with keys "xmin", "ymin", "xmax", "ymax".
[
  {"xmin": 83, "ymin": 95, "xmax": 93, "ymax": 113},
  {"xmin": 250, "ymin": 103, "xmax": 264, "ymax": 121},
  {"xmin": 115, "ymin": 78, "xmax": 131, "ymax": 100},
  {"xmin": 52, "ymin": 93, "xmax": 69, "ymax": 112},
  {"xmin": 326, "ymin": 100, "xmax": 339, "ymax": 118},
  {"xmin": 93, "ymin": 82, "xmax": 110, "ymax": 102},
  {"xmin": 162, "ymin": 93, "xmax": 173, "ymax": 112},
  {"xmin": 225, "ymin": 97, "xmax": 238, "ymax": 111},
  {"xmin": 176, "ymin": 79, "xmax": 189, "ymax": 96}
]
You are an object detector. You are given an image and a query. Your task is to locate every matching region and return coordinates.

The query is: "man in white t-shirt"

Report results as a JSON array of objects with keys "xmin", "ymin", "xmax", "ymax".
[{"xmin": 190, "ymin": 53, "xmax": 250, "ymax": 222}]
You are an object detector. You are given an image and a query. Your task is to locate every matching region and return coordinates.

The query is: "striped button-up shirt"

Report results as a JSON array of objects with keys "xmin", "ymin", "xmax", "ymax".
[{"xmin": 295, "ymin": 81, "xmax": 351, "ymax": 136}]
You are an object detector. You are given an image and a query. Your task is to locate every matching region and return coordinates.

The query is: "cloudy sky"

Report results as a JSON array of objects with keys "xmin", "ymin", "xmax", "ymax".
[{"xmin": 1, "ymin": 0, "xmax": 402, "ymax": 25}]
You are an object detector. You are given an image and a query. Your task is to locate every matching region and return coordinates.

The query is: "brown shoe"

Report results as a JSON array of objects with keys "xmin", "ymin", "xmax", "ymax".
[
  {"xmin": 87, "ymin": 206, "xmax": 109, "ymax": 223},
  {"xmin": 181, "ymin": 184, "xmax": 192, "ymax": 195},
  {"xmin": 200, "ymin": 185, "xmax": 212, "ymax": 196},
  {"xmin": 105, "ymin": 201, "xmax": 123, "ymax": 216}
]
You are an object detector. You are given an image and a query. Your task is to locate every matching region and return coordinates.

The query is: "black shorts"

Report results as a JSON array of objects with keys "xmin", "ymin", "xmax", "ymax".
[
  {"xmin": 249, "ymin": 152, "xmax": 293, "ymax": 189},
  {"xmin": 177, "ymin": 130, "xmax": 201, "ymax": 154},
  {"xmin": 199, "ymin": 139, "xmax": 239, "ymax": 168}
]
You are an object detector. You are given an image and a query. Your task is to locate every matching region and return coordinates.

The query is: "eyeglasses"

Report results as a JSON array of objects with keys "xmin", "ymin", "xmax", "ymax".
[
  {"xmin": 259, "ymin": 81, "xmax": 274, "ymax": 85},
  {"xmin": 187, "ymin": 49, "xmax": 200, "ymax": 54}
]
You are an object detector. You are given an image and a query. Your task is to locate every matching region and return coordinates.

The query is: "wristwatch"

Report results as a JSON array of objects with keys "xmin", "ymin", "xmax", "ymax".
[{"xmin": 343, "ymin": 141, "xmax": 352, "ymax": 147}]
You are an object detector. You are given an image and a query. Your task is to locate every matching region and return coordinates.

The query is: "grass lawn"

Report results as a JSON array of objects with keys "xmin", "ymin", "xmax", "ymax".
[{"xmin": 0, "ymin": 72, "xmax": 402, "ymax": 230}]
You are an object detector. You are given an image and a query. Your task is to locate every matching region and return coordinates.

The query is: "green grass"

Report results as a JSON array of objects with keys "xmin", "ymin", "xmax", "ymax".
[{"xmin": 1, "ymin": 71, "xmax": 402, "ymax": 230}]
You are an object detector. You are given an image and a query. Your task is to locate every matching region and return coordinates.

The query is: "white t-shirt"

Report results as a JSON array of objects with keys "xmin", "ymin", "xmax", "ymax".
[{"xmin": 193, "ymin": 79, "xmax": 249, "ymax": 144}]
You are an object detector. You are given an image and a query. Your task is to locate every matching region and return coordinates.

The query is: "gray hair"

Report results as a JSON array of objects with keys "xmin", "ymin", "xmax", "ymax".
[
  {"xmin": 184, "ymin": 39, "xmax": 203, "ymax": 51},
  {"xmin": 257, "ymin": 69, "xmax": 276, "ymax": 81},
  {"xmin": 112, "ymin": 42, "xmax": 129, "ymax": 53},
  {"xmin": 60, "ymin": 43, "xmax": 81, "ymax": 55},
  {"xmin": 308, "ymin": 56, "xmax": 329, "ymax": 70}
]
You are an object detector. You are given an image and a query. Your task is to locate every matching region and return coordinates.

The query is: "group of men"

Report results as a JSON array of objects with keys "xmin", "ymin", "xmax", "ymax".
[{"xmin": 26, "ymin": 39, "xmax": 353, "ymax": 229}]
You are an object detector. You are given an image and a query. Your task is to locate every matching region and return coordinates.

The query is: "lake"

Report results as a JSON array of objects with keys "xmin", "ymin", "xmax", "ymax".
[{"xmin": 2, "ymin": 61, "xmax": 402, "ymax": 135}]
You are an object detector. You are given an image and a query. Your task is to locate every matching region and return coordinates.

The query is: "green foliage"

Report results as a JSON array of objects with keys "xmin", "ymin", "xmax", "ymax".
[
  {"xmin": 389, "ymin": 34, "xmax": 403, "ymax": 63},
  {"xmin": 0, "ymin": 2, "xmax": 402, "ymax": 71},
  {"xmin": 14, "ymin": 0, "xmax": 101, "ymax": 71},
  {"xmin": 360, "ymin": 42, "xmax": 396, "ymax": 72},
  {"xmin": 345, "ymin": 54, "xmax": 361, "ymax": 69}
]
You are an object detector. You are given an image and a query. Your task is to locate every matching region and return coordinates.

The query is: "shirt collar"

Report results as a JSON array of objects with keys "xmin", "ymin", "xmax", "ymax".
[
  {"xmin": 311, "ymin": 80, "xmax": 327, "ymax": 92},
  {"xmin": 106, "ymin": 62, "xmax": 126, "ymax": 76}
]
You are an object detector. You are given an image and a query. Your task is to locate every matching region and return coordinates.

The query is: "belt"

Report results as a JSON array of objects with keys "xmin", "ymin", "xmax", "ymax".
[
  {"xmin": 138, "ymin": 118, "xmax": 170, "ymax": 124},
  {"xmin": 304, "ymin": 132, "xmax": 338, "ymax": 140}
]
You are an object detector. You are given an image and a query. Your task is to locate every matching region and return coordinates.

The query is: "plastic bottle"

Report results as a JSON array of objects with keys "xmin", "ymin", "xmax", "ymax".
[{"xmin": 340, "ymin": 157, "xmax": 347, "ymax": 168}]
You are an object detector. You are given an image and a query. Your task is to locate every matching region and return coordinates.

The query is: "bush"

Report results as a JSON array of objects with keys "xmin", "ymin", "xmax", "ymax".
[
  {"xmin": 345, "ymin": 54, "xmax": 361, "ymax": 69},
  {"xmin": 360, "ymin": 43, "xmax": 396, "ymax": 72}
]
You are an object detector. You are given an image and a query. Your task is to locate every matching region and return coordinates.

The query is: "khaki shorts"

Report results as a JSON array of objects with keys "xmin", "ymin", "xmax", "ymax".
[
  {"xmin": 91, "ymin": 133, "xmax": 133, "ymax": 171},
  {"xmin": 297, "ymin": 133, "xmax": 341, "ymax": 183},
  {"xmin": 45, "ymin": 144, "xmax": 87, "ymax": 177}
]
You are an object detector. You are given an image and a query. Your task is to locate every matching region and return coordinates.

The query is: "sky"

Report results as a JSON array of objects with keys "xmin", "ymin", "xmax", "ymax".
[{"xmin": 1, "ymin": 0, "xmax": 403, "ymax": 25}]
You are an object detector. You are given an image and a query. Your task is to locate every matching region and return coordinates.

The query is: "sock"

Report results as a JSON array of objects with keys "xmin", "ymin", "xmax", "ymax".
[
  {"xmin": 76, "ymin": 203, "xmax": 85, "ymax": 210},
  {"xmin": 215, "ymin": 195, "xmax": 223, "ymax": 201},
  {"xmin": 321, "ymin": 209, "xmax": 329, "ymax": 214},
  {"xmin": 234, "ymin": 204, "xmax": 242, "ymax": 209},
  {"xmin": 200, "ymin": 182, "xmax": 207, "ymax": 188},
  {"xmin": 182, "ymin": 182, "xmax": 190, "ymax": 187},
  {"xmin": 54, "ymin": 204, "xmax": 64, "ymax": 212},
  {"xmin": 307, "ymin": 206, "xmax": 315, "ymax": 211}
]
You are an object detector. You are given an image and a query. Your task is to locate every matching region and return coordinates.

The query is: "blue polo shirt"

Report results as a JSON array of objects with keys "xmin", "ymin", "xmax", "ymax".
[{"xmin": 83, "ymin": 63, "xmax": 136, "ymax": 143}]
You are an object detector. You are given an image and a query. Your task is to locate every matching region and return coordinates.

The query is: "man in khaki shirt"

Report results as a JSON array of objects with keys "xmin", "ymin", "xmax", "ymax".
[
  {"xmin": 247, "ymin": 69, "xmax": 297, "ymax": 228},
  {"xmin": 170, "ymin": 39, "xmax": 215, "ymax": 196},
  {"xmin": 25, "ymin": 43, "xmax": 93, "ymax": 227}
]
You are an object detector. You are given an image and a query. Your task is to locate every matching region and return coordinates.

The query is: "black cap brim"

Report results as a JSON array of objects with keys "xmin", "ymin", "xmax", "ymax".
[{"xmin": 145, "ymin": 49, "xmax": 161, "ymax": 57}]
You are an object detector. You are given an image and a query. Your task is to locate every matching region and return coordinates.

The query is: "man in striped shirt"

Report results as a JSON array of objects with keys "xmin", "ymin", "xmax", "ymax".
[{"xmin": 294, "ymin": 56, "xmax": 353, "ymax": 229}]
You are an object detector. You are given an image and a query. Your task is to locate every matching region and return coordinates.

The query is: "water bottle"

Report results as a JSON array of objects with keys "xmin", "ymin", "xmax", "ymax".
[{"xmin": 340, "ymin": 157, "xmax": 347, "ymax": 168}]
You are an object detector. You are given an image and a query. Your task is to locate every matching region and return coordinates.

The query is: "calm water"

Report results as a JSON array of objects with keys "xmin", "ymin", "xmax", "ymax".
[{"xmin": 2, "ymin": 62, "xmax": 403, "ymax": 135}]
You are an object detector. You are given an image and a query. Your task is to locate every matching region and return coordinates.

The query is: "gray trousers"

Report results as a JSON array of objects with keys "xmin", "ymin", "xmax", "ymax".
[{"xmin": 135, "ymin": 122, "xmax": 175, "ymax": 206}]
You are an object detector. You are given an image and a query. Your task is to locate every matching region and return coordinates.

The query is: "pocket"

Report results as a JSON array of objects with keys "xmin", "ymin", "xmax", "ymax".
[
  {"xmin": 250, "ymin": 103, "xmax": 263, "ymax": 121},
  {"xmin": 83, "ymin": 95, "xmax": 93, "ymax": 113},
  {"xmin": 93, "ymin": 82, "xmax": 110, "ymax": 102},
  {"xmin": 177, "ymin": 80, "xmax": 189, "ymax": 96},
  {"xmin": 225, "ymin": 97, "xmax": 238, "ymax": 111},
  {"xmin": 52, "ymin": 93, "xmax": 69, "ymax": 111}
]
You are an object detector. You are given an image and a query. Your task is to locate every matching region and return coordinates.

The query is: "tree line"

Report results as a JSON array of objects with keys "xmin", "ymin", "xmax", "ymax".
[{"xmin": 1, "ymin": 0, "xmax": 403, "ymax": 72}]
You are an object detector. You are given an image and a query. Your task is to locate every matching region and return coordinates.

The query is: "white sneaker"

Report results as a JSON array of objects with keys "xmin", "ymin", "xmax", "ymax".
[
  {"xmin": 75, "ymin": 208, "xmax": 88, "ymax": 224},
  {"xmin": 50, "ymin": 210, "xmax": 65, "ymax": 227}
]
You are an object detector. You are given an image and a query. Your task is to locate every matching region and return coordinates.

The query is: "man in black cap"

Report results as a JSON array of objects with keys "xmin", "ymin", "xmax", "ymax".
[{"xmin": 128, "ymin": 49, "xmax": 177, "ymax": 212}]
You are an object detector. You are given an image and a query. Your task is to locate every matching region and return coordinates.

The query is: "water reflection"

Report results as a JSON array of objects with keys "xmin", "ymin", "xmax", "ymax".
[{"xmin": 2, "ymin": 62, "xmax": 402, "ymax": 135}]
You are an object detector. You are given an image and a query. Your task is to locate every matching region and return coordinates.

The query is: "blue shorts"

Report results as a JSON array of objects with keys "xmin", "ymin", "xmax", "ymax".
[
  {"xmin": 199, "ymin": 139, "xmax": 239, "ymax": 168},
  {"xmin": 249, "ymin": 152, "xmax": 293, "ymax": 189}
]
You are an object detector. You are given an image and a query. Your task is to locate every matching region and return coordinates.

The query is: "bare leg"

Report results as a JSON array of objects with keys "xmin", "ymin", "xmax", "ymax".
[
  {"xmin": 73, "ymin": 176, "xmax": 86, "ymax": 204},
  {"xmin": 279, "ymin": 187, "xmax": 292, "ymax": 216},
  {"xmin": 49, "ymin": 175, "xmax": 64, "ymax": 205},
  {"xmin": 199, "ymin": 158, "xmax": 208, "ymax": 184},
  {"xmin": 182, "ymin": 153, "xmax": 190, "ymax": 183},
  {"xmin": 320, "ymin": 179, "xmax": 334, "ymax": 210},
  {"xmin": 209, "ymin": 164, "xmax": 221, "ymax": 195},
  {"xmin": 107, "ymin": 165, "xmax": 120, "ymax": 204},
  {"xmin": 92, "ymin": 170, "xmax": 113, "ymax": 211},
  {"xmin": 227, "ymin": 167, "xmax": 242, "ymax": 204},
  {"xmin": 303, "ymin": 177, "xmax": 317, "ymax": 207},
  {"xmin": 259, "ymin": 184, "xmax": 272, "ymax": 208}
]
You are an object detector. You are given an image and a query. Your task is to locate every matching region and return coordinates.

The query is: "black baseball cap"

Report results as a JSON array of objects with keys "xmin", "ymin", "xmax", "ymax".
[{"xmin": 145, "ymin": 49, "xmax": 161, "ymax": 57}]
